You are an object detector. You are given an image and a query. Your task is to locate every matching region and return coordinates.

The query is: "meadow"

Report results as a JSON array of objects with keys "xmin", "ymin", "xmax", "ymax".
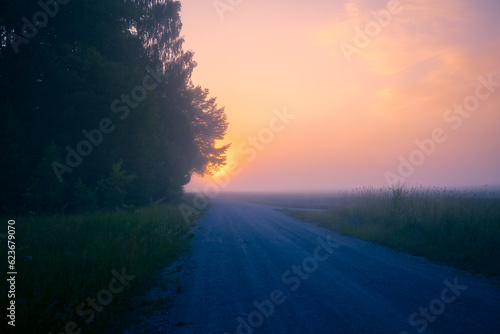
[
  {"xmin": 1, "ymin": 202, "xmax": 197, "ymax": 333},
  {"xmin": 238, "ymin": 186, "xmax": 500, "ymax": 278}
]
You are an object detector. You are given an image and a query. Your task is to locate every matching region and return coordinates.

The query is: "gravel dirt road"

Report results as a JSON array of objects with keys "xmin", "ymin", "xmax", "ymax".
[{"xmin": 146, "ymin": 199, "xmax": 500, "ymax": 333}]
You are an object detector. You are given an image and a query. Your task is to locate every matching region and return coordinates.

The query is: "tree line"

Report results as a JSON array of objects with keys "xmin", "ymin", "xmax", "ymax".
[{"xmin": 0, "ymin": 0, "xmax": 229, "ymax": 213}]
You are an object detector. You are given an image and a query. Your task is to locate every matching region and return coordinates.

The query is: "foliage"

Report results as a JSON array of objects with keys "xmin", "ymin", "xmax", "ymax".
[
  {"xmin": 73, "ymin": 178, "xmax": 99, "ymax": 212},
  {"xmin": 97, "ymin": 160, "xmax": 137, "ymax": 209},
  {"xmin": 0, "ymin": 0, "xmax": 228, "ymax": 213},
  {"xmin": 24, "ymin": 142, "xmax": 66, "ymax": 213}
]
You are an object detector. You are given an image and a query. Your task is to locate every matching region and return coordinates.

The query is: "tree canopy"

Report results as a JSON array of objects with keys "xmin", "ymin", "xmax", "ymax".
[{"xmin": 0, "ymin": 0, "xmax": 229, "ymax": 213}]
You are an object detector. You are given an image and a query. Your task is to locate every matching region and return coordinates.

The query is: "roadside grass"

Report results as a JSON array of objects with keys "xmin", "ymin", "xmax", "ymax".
[
  {"xmin": 1, "ymin": 201, "xmax": 199, "ymax": 333},
  {"xmin": 278, "ymin": 186, "xmax": 500, "ymax": 278}
]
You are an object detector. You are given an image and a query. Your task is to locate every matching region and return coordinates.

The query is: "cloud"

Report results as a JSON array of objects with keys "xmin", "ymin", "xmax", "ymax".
[
  {"xmin": 313, "ymin": 0, "xmax": 475, "ymax": 73},
  {"xmin": 312, "ymin": 0, "xmax": 500, "ymax": 118}
]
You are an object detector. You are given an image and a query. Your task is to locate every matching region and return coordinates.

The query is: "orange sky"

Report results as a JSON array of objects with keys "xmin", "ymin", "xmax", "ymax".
[{"xmin": 180, "ymin": 0, "xmax": 500, "ymax": 192}]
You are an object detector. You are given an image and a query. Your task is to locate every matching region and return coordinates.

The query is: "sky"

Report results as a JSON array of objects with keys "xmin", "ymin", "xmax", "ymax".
[{"xmin": 180, "ymin": 0, "xmax": 500, "ymax": 192}]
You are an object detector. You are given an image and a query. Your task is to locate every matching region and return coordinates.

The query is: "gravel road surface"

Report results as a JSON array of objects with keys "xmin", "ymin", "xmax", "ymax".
[{"xmin": 157, "ymin": 199, "xmax": 500, "ymax": 333}]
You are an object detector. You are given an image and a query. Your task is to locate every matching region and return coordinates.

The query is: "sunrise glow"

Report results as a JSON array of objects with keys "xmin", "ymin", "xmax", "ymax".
[{"xmin": 181, "ymin": 0, "xmax": 500, "ymax": 192}]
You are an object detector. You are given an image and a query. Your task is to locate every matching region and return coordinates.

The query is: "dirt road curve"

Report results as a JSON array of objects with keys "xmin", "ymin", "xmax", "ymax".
[{"xmin": 160, "ymin": 199, "xmax": 500, "ymax": 333}]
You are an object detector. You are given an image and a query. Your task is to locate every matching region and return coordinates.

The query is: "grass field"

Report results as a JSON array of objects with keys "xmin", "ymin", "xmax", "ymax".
[
  {"xmin": 1, "ymin": 201, "xmax": 198, "ymax": 333},
  {"xmin": 239, "ymin": 186, "xmax": 500, "ymax": 278}
]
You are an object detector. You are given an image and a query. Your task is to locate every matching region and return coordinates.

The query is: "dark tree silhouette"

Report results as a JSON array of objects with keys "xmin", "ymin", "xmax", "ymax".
[{"xmin": 0, "ymin": 0, "xmax": 228, "ymax": 213}]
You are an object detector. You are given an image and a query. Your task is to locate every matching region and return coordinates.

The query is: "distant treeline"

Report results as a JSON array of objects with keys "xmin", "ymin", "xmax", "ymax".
[{"xmin": 0, "ymin": 0, "xmax": 229, "ymax": 213}]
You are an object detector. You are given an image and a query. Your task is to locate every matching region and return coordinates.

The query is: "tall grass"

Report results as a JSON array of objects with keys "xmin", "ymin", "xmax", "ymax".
[
  {"xmin": 1, "ymin": 203, "xmax": 196, "ymax": 333},
  {"xmin": 281, "ymin": 186, "xmax": 500, "ymax": 278}
]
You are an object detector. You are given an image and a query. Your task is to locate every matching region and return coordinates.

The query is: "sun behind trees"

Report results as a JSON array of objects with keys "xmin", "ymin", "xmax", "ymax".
[{"xmin": 0, "ymin": 0, "xmax": 229, "ymax": 213}]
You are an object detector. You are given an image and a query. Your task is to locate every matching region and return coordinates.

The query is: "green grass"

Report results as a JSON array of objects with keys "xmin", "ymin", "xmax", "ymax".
[
  {"xmin": 276, "ymin": 186, "xmax": 500, "ymax": 278},
  {"xmin": 1, "ymin": 202, "xmax": 198, "ymax": 333}
]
